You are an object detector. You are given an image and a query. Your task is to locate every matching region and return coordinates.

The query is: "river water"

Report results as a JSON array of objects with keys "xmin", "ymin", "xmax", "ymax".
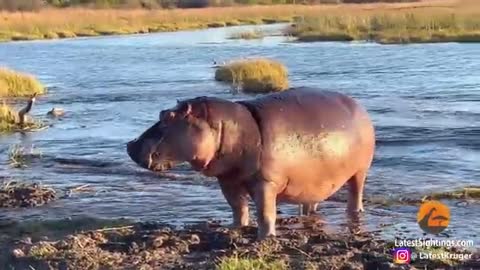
[{"xmin": 0, "ymin": 24, "xmax": 478, "ymax": 246}]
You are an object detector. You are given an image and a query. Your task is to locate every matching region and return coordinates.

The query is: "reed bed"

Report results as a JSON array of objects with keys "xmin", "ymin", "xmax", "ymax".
[
  {"xmin": 1, "ymin": 1, "xmax": 476, "ymax": 44},
  {"xmin": 287, "ymin": 0, "xmax": 480, "ymax": 43}
]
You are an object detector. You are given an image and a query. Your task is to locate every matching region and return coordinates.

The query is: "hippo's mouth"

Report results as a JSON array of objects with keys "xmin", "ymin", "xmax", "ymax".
[
  {"xmin": 148, "ymin": 153, "xmax": 175, "ymax": 172},
  {"xmin": 149, "ymin": 161, "xmax": 174, "ymax": 172}
]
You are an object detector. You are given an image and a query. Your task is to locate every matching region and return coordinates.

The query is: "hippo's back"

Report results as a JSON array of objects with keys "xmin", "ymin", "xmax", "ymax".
[
  {"xmin": 238, "ymin": 87, "xmax": 375, "ymax": 192},
  {"xmin": 238, "ymin": 87, "xmax": 372, "ymax": 141}
]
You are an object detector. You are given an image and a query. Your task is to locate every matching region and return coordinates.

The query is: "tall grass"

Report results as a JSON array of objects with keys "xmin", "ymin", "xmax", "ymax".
[
  {"xmin": 0, "ymin": 68, "xmax": 45, "ymax": 97},
  {"xmin": 286, "ymin": 0, "xmax": 480, "ymax": 43},
  {"xmin": 215, "ymin": 58, "xmax": 289, "ymax": 93}
]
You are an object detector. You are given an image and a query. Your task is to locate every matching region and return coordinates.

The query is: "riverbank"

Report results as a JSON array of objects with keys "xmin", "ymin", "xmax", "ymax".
[
  {"xmin": 2, "ymin": 217, "xmax": 478, "ymax": 270},
  {"xmin": 1, "ymin": 0, "xmax": 479, "ymax": 44},
  {"xmin": 287, "ymin": 0, "xmax": 480, "ymax": 44}
]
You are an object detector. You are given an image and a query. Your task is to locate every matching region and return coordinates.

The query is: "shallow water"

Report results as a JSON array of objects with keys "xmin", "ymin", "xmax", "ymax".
[{"xmin": 0, "ymin": 24, "xmax": 479, "ymax": 247}]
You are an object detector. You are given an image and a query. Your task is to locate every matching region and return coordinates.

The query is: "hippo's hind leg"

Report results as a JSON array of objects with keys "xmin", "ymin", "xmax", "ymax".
[
  {"xmin": 253, "ymin": 181, "xmax": 278, "ymax": 239},
  {"xmin": 347, "ymin": 170, "xmax": 367, "ymax": 213},
  {"xmin": 299, "ymin": 203, "xmax": 318, "ymax": 216},
  {"xmin": 218, "ymin": 180, "xmax": 250, "ymax": 227}
]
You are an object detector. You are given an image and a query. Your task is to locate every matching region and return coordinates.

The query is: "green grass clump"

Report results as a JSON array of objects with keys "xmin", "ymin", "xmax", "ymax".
[
  {"xmin": 425, "ymin": 186, "xmax": 480, "ymax": 200},
  {"xmin": 216, "ymin": 255, "xmax": 287, "ymax": 270},
  {"xmin": 0, "ymin": 67, "xmax": 45, "ymax": 97},
  {"xmin": 215, "ymin": 58, "xmax": 289, "ymax": 93},
  {"xmin": 229, "ymin": 29, "xmax": 264, "ymax": 40}
]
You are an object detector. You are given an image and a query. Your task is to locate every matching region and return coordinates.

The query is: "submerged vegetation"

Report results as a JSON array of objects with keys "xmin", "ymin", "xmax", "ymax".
[
  {"xmin": 0, "ymin": 68, "xmax": 45, "ymax": 97},
  {"xmin": 8, "ymin": 144, "xmax": 42, "ymax": 168},
  {"xmin": 229, "ymin": 29, "xmax": 264, "ymax": 40},
  {"xmin": 286, "ymin": 0, "xmax": 480, "ymax": 44},
  {"xmin": 215, "ymin": 58, "xmax": 289, "ymax": 93},
  {"xmin": 1, "ymin": 1, "xmax": 479, "ymax": 44}
]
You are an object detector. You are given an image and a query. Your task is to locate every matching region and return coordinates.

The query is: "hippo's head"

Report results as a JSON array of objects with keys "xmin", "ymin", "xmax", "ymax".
[{"xmin": 127, "ymin": 99, "xmax": 219, "ymax": 173}]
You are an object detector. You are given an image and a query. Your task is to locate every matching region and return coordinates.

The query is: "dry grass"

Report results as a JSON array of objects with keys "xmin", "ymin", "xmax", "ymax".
[
  {"xmin": 0, "ymin": 67, "xmax": 45, "ymax": 97},
  {"xmin": 215, "ymin": 58, "xmax": 289, "ymax": 93},
  {"xmin": 286, "ymin": 0, "xmax": 480, "ymax": 43},
  {"xmin": 1, "ymin": 1, "xmax": 475, "ymax": 43}
]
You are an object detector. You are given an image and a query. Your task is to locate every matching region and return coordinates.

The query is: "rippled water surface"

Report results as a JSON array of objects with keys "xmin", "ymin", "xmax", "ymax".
[{"xmin": 1, "ymin": 24, "xmax": 479, "ymax": 245}]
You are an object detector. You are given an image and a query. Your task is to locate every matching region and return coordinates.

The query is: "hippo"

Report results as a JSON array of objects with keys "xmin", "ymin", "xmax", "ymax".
[{"xmin": 127, "ymin": 87, "xmax": 376, "ymax": 239}]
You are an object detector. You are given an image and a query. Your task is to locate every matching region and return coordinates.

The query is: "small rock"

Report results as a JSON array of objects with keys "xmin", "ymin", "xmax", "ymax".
[
  {"xmin": 237, "ymin": 238, "xmax": 250, "ymax": 245},
  {"xmin": 19, "ymin": 237, "xmax": 32, "ymax": 245},
  {"xmin": 190, "ymin": 234, "xmax": 200, "ymax": 245},
  {"xmin": 39, "ymin": 236, "xmax": 49, "ymax": 241},
  {"xmin": 151, "ymin": 236, "xmax": 164, "ymax": 248},
  {"xmin": 12, "ymin": 248, "xmax": 25, "ymax": 258},
  {"xmin": 129, "ymin": 241, "xmax": 139, "ymax": 253}
]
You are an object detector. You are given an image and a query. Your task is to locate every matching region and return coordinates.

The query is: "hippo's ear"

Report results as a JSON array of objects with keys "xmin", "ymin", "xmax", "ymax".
[
  {"xmin": 178, "ymin": 101, "xmax": 209, "ymax": 122},
  {"xmin": 159, "ymin": 109, "xmax": 176, "ymax": 122}
]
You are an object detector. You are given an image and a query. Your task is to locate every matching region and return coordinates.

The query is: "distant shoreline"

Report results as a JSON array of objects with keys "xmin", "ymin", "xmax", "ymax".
[{"xmin": 1, "ymin": 0, "xmax": 479, "ymax": 45}]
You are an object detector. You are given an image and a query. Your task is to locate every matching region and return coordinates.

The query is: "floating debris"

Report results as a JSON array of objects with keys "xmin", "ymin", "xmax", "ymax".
[{"xmin": 46, "ymin": 107, "xmax": 65, "ymax": 118}]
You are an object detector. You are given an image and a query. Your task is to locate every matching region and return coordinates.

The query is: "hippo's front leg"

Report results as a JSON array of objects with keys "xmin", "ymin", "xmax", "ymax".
[
  {"xmin": 218, "ymin": 180, "xmax": 250, "ymax": 227},
  {"xmin": 253, "ymin": 181, "xmax": 278, "ymax": 239}
]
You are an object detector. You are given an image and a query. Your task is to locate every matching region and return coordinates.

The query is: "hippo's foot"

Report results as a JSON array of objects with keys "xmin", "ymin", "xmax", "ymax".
[
  {"xmin": 346, "ymin": 206, "xmax": 364, "ymax": 214},
  {"xmin": 257, "ymin": 226, "xmax": 276, "ymax": 241}
]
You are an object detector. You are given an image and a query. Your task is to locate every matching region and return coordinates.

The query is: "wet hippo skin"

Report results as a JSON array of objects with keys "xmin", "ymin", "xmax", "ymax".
[{"xmin": 127, "ymin": 87, "xmax": 376, "ymax": 239}]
